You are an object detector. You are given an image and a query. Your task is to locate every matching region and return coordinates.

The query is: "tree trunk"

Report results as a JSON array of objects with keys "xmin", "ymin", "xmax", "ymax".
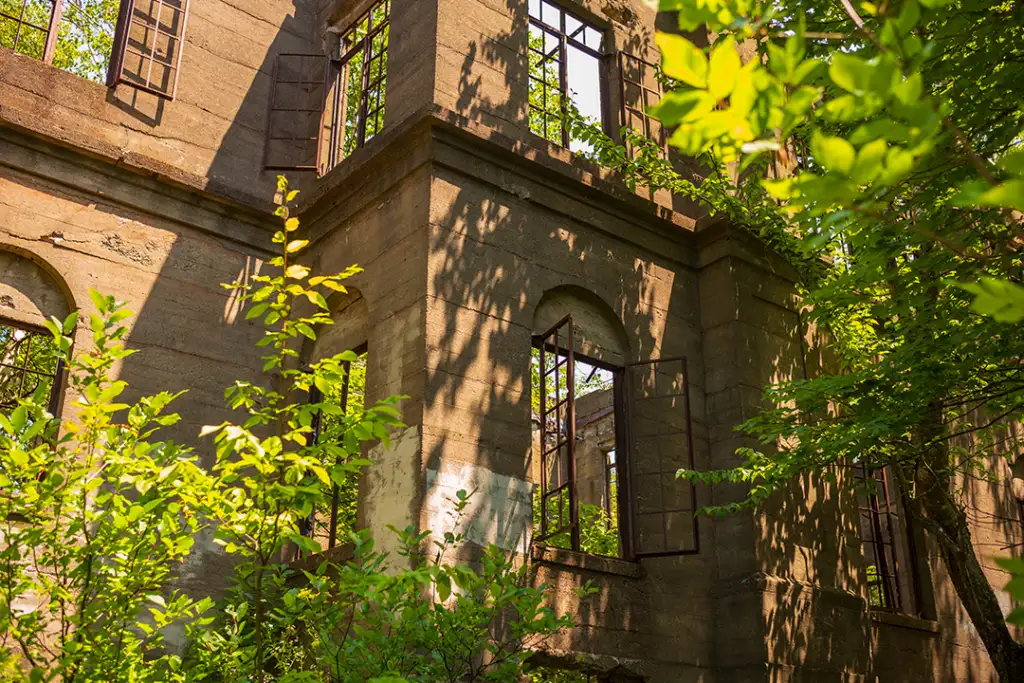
[{"xmin": 916, "ymin": 402, "xmax": 1024, "ymax": 683}]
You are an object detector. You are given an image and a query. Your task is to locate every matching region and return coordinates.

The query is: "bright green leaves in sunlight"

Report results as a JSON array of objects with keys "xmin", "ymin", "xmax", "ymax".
[
  {"xmin": 997, "ymin": 557, "xmax": 1024, "ymax": 626},
  {"xmin": 958, "ymin": 278, "xmax": 1024, "ymax": 323},
  {"xmin": 656, "ymin": 33, "xmax": 707, "ymax": 88}
]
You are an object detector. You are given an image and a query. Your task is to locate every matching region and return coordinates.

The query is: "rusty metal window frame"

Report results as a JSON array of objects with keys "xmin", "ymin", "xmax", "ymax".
[
  {"xmin": 106, "ymin": 0, "xmax": 190, "ymax": 100},
  {"xmin": 625, "ymin": 357, "xmax": 699, "ymax": 557},
  {"xmin": 0, "ymin": 318, "xmax": 66, "ymax": 416},
  {"xmin": 295, "ymin": 344, "xmax": 367, "ymax": 558},
  {"xmin": 263, "ymin": 53, "xmax": 331, "ymax": 171},
  {"xmin": 0, "ymin": 0, "xmax": 64, "ymax": 63},
  {"xmin": 533, "ymin": 314, "xmax": 580, "ymax": 550},
  {"xmin": 856, "ymin": 465, "xmax": 915, "ymax": 613},
  {"xmin": 617, "ymin": 50, "xmax": 668, "ymax": 158},
  {"xmin": 325, "ymin": 0, "xmax": 390, "ymax": 172},
  {"xmin": 527, "ymin": 0, "xmax": 606, "ymax": 149}
]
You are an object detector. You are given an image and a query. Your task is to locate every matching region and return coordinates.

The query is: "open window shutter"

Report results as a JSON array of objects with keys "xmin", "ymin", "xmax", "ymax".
[
  {"xmin": 263, "ymin": 53, "xmax": 330, "ymax": 171},
  {"xmin": 107, "ymin": 0, "xmax": 190, "ymax": 100},
  {"xmin": 534, "ymin": 314, "xmax": 579, "ymax": 550},
  {"xmin": 626, "ymin": 357, "xmax": 698, "ymax": 557},
  {"xmin": 617, "ymin": 51, "xmax": 667, "ymax": 155}
]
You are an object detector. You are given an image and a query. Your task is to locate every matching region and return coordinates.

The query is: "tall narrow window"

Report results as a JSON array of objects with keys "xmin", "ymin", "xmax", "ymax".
[
  {"xmin": 618, "ymin": 51, "xmax": 667, "ymax": 158},
  {"xmin": 297, "ymin": 348, "xmax": 367, "ymax": 557},
  {"xmin": 264, "ymin": 53, "xmax": 330, "ymax": 171},
  {"xmin": 626, "ymin": 357, "xmax": 698, "ymax": 556},
  {"xmin": 856, "ymin": 466, "xmax": 917, "ymax": 613},
  {"xmin": 107, "ymin": 0, "xmax": 190, "ymax": 99},
  {"xmin": 527, "ymin": 0, "xmax": 605, "ymax": 152},
  {"xmin": 0, "ymin": 320, "xmax": 64, "ymax": 415},
  {"xmin": 326, "ymin": 0, "xmax": 390, "ymax": 171}
]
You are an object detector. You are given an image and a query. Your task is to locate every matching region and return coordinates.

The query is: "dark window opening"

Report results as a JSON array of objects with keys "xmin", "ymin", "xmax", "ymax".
[
  {"xmin": 296, "ymin": 347, "xmax": 367, "ymax": 557},
  {"xmin": 618, "ymin": 51, "xmax": 667, "ymax": 159},
  {"xmin": 530, "ymin": 315, "xmax": 698, "ymax": 560},
  {"xmin": 527, "ymin": 0, "xmax": 605, "ymax": 152},
  {"xmin": 0, "ymin": 319, "xmax": 64, "ymax": 415},
  {"xmin": 856, "ymin": 465, "xmax": 917, "ymax": 614}
]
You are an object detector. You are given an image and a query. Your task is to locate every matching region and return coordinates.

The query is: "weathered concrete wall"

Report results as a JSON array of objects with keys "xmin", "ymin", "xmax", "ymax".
[
  {"xmin": 0, "ymin": 124, "xmax": 275, "ymax": 647},
  {"xmin": 0, "ymin": 0, "xmax": 322, "ymax": 208}
]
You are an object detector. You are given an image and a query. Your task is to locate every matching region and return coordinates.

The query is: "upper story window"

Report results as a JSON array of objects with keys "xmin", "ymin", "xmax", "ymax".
[
  {"xmin": 0, "ymin": 320, "xmax": 65, "ymax": 415},
  {"xmin": 618, "ymin": 51, "xmax": 668, "ymax": 159},
  {"xmin": 527, "ymin": 0, "xmax": 605, "ymax": 152},
  {"xmin": 264, "ymin": 0, "xmax": 390, "ymax": 174},
  {"xmin": 856, "ymin": 465, "xmax": 920, "ymax": 614},
  {"xmin": 1, "ymin": 0, "xmax": 189, "ymax": 99}
]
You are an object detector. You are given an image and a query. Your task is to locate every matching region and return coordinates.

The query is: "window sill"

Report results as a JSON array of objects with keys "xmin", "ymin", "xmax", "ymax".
[
  {"xmin": 870, "ymin": 610, "xmax": 939, "ymax": 634},
  {"xmin": 531, "ymin": 545, "xmax": 644, "ymax": 579}
]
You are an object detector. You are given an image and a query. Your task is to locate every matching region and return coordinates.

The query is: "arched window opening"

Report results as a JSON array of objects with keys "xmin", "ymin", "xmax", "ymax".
[
  {"xmin": 530, "ymin": 287, "xmax": 699, "ymax": 561},
  {"xmin": 0, "ymin": 249, "xmax": 73, "ymax": 417}
]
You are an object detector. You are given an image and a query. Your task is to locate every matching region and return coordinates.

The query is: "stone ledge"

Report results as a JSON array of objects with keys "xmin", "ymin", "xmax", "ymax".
[
  {"xmin": 532, "ymin": 544, "xmax": 644, "ymax": 579},
  {"xmin": 870, "ymin": 609, "xmax": 940, "ymax": 634}
]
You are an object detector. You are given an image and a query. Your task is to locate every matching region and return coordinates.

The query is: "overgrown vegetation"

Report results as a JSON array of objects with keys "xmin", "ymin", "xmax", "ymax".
[
  {"xmin": 573, "ymin": 0, "xmax": 1024, "ymax": 679},
  {"xmin": 0, "ymin": 178, "xmax": 579, "ymax": 682}
]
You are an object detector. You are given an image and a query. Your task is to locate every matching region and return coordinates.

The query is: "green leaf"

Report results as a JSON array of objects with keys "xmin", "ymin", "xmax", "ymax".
[
  {"xmin": 707, "ymin": 37, "xmax": 741, "ymax": 99},
  {"xmin": 285, "ymin": 264, "xmax": 311, "ymax": 280},
  {"xmin": 958, "ymin": 278, "xmax": 1024, "ymax": 322},
  {"xmin": 829, "ymin": 53, "xmax": 872, "ymax": 95},
  {"xmin": 975, "ymin": 180, "xmax": 1024, "ymax": 212},
  {"xmin": 286, "ymin": 240, "xmax": 309, "ymax": 254},
  {"xmin": 810, "ymin": 132, "xmax": 856, "ymax": 174},
  {"xmin": 650, "ymin": 90, "xmax": 716, "ymax": 125},
  {"xmin": 656, "ymin": 33, "xmax": 707, "ymax": 88},
  {"xmin": 285, "ymin": 217, "xmax": 300, "ymax": 232},
  {"xmin": 850, "ymin": 139, "xmax": 888, "ymax": 184},
  {"xmin": 245, "ymin": 303, "xmax": 269, "ymax": 320}
]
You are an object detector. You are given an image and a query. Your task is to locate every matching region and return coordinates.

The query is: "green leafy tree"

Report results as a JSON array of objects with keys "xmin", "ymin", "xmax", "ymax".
[
  {"xmin": 566, "ymin": 0, "xmax": 1023, "ymax": 678},
  {"xmin": 0, "ymin": 296, "xmax": 216, "ymax": 682},
  {"xmin": 2, "ymin": 178, "xmax": 582, "ymax": 683}
]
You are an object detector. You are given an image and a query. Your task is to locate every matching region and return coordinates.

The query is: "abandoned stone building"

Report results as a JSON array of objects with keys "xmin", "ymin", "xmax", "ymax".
[{"xmin": 1, "ymin": 0, "xmax": 1022, "ymax": 680}]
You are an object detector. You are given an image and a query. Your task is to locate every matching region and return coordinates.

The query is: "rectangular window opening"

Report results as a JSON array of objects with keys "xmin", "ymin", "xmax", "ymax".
[
  {"xmin": 527, "ymin": 0, "xmax": 605, "ymax": 153},
  {"xmin": 296, "ymin": 347, "xmax": 368, "ymax": 558},
  {"xmin": 323, "ymin": 0, "xmax": 390, "ymax": 173},
  {"xmin": 856, "ymin": 465, "xmax": 918, "ymax": 615},
  {"xmin": 618, "ymin": 51, "xmax": 668, "ymax": 159}
]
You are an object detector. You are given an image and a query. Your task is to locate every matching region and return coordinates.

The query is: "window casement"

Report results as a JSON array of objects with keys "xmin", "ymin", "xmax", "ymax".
[
  {"xmin": 0, "ymin": 319, "xmax": 65, "ymax": 416},
  {"xmin": 107, "ymin": 0, "xmax": 190, "ymax": 100},
  {"xmin": 856, "ymin": 465, "xmax": 919, "ymax": 614},
  {"xmin": 527, "ymin": 0, "xmax": 606, "ymax": 152},
  {"xmin": 532, "ymin": 314, "xmax": 699, "ymax": 560},
  {"xmin": 1, "ymin": 0, "xmax": 189, "ymax": 98},
  {"xmin": 617, "ymin": 50, "xmax": 668, "ymax": 159},
  {"xmin": 264, "ymin": 0, "xmax": 390, "ymax": 174}
]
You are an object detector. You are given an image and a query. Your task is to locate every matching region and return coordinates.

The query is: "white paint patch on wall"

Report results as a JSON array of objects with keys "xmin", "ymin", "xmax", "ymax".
[{"xmin": 424, "ymin": 462, "xmax": 535, "ymax": 555}]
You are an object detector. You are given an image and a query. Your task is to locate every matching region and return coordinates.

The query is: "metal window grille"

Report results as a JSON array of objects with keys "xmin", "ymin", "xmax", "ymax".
[
  {"xmin": 325, "ymin": 0, "xmax": 390, "ymax": 171},
  {"xmin": 626, "ymin": 357, "xmax": 698, "ymax": 557},
  {"xmin": 107, "ymin": 0, "xmax": 190, "ymax": 99},
  {"xmin": 527, "ymin": 0, "xmax": 604, "ymax": 149},
  {"xmin": 533, "ymin": 314, "xmax": 580, "ymax": 550},
  {"xmin": 264, "ymin": 53, "xmax": 330, "ymax": 171},
  {"xmin": 296, "ymin": 353, "xmax": 356, "ymax": 558},
  {"xmin": 1, "ymin": 0, "xmax": 64, "ymax": 64},
  {"xmin": 618, "ymin": 51, "xmax": 667, "ymax": 158},
  {"xmin": 0, "ymin": 320, "xmax": 65, "ymax": 415},
  {"xmin": 856, "ymin": 465, "xmax": 911, "ymax": 612}
]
